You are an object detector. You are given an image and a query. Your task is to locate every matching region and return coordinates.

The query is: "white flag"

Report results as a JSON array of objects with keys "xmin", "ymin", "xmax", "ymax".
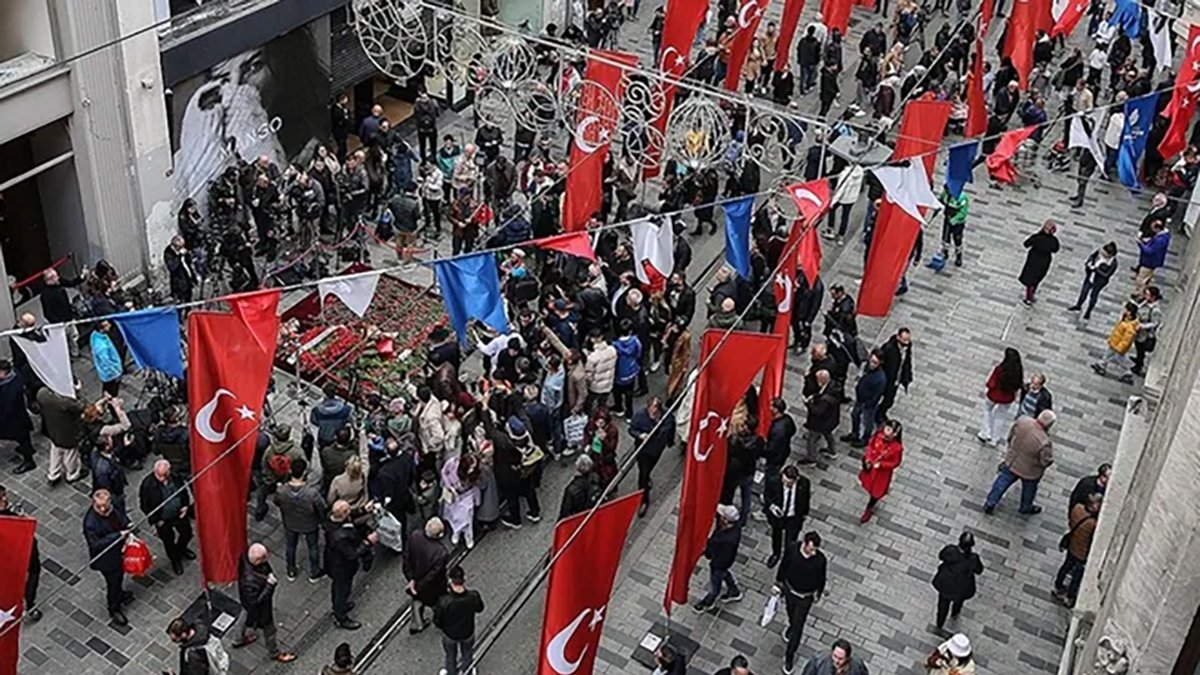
[
  {"xmin": 1149, "ymin": 13, "xmax": 1173, "ymax": 74},
  {"xmin": 12, "ymin": 325, "xmax": 75, "ymax": 398},
  {"xmin": 870, "ymin": 161, "xmax": 942, "ymax": 221},
  {"xmin": 1069, "ymin": 110, "xmax": 1108, "ymax": 177},
  {"xmin": 630, "ymin": 217, "xmax": 676, "ymax": 286},
  {"xmin": 319, "ymin": 272, "xmax": 381, "ymax": 318}
]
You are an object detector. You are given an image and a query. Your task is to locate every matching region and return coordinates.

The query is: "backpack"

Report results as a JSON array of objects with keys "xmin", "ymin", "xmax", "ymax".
[
  {"xmin": 266, "ymin": 452, "xmax": 292, "ymax": 480},
  {"xmin": 202, "ymin": 636, "xmax": 230, "ymax": 675}
]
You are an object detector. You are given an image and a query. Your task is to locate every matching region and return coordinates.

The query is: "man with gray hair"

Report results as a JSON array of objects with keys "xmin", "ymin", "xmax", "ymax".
[
  {"xmin": 801, "ymin": 370, "xmax": 842, "ymax": 464},
  {"xmin": 137, "ymin": 459, "xmax": 193, "ymax": 575},
  {"xmin": 984, "ymin": 409, "xmax": 1056, "ymax": 515},
  {"xmin": 559, "ymin": 454, "xmax": 598, "ymax": 520},
  {"xmin": 233, "ymin": 543, "xmax": 296, "ymax": 662},
  {"xmin": 694, "ymin": 504, "xmax": 744, "ymax": 612},
  {"xmin": 405, "ymin": 516, "xmax": 450, "ymax": 634}
]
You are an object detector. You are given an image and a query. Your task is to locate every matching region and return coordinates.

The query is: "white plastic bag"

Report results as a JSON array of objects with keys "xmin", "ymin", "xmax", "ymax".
[
  {"xmin": 760, "ymin": 592, "xmax": 779, "ymax": 627},
  {"xmin": 376, "ymin": 509, "xmax": 405, "ymax": 553}
]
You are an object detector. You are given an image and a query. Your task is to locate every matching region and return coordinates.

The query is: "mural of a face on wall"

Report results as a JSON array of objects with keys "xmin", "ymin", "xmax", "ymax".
[{"xmin": 171, "ymin": 25, "xmax": 330, "ymax": 216}]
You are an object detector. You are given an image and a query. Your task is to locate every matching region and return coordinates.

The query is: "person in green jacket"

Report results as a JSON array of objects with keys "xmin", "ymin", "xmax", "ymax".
[{"xmin": 939, "ymin": 186, "xmax": 971, "ymax": 267}]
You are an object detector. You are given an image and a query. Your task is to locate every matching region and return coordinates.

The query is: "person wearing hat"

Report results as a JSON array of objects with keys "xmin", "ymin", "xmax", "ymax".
[
  {"xmin": 693, "ymin": 504, "xmax": 743, "ymax": 612},
  {"xmin": 925, "ymin": 633, "xmax": 976, "ymax": 674}
]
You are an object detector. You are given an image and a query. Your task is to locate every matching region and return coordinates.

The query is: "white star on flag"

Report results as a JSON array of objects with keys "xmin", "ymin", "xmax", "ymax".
[
  {"xmin": 236, "ymin": 404, "xmax": 256, "ymax": 420},
  {"xmin": 869, "ymin": 161, "xmax": 942, "ymax": 221},
  {"xmin": 0, "ymin": 606, "xmax": 17, "ymax": 631}
]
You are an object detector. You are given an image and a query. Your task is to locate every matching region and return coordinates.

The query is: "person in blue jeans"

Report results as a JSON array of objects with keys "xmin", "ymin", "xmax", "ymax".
[
  {"xmin": 983, "ymin": 410, "xmax": 1056, "ymax": 515},
  {"xmin": 273, "ymin": 458, "xmax": 327, "ymax": 581},
  {"xmin": 694, "ymin": 505, "xmax": 743, "ymax": 612},
  {"xmin": 843, "ymin": 350, "xmax": 886, "ymax": 447}
]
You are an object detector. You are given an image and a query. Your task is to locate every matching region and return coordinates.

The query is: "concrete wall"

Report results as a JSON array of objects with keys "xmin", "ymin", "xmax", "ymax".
[{"xmin": 0, "ymin": 0, "xmax": 56, "ymax": 62}]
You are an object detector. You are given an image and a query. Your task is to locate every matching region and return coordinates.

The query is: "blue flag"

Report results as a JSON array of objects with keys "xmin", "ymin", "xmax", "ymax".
[
  {"xmin": 945, "ymin": 142, "xmax": 979, "ymax": 198},
  {"xmin": 1118, "ymin": 93, "xmax": 1159, "ymax": 190},
  {"xmin": 432, "ymin": 252, "xmax": 510, "ymax": 343},
  {"xmin": 723, "ymin": 195, "xmax": 755, "ymax": 279},
  {"xmin": 111, "ymin": 308, "xmax": 184, "ymax": 378},
  {"xmin": 1108, "ymin": 0, "xmax": 1141, "ymax": 38}
]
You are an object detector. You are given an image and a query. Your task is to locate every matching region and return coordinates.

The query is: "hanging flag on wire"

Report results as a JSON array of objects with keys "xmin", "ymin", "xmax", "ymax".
[
  {"xmin": 870, "ymin": 161, "xmax": 943, "ymax": 221},
  {"xmin": 530, "ymin": 232, "xmax": 597, "ymax": 261},
  {"xmin": 1118, "ymin": 93, "xmax": 1161, "ymax": 190},
  {"xmin": 1109, "ymin": 0, "xmax": 1141, "ymax": 38},
  {"xmin": 1050, "ymin": 0, "xmax": 1087, "ymax": 38},
  {"xmin": 773, "ymin": 0, "xmax": 807, "ymax": 71},
  {"xmin": 645, "ymin": 0, "xmax": 709, "ymax": 178},
  {"xmin": 432, "ymin": 252, "xmax": 510, "ymax": 344},
  {"xmin": 986, "ymin": 126, "xmax": 1040, "ymax": 184},
  {"xmin": 965, "ymin": 38, "xmax": 988, "ymax": 137},
  {"xmin": 631, "ymin": 217, "xmax": 676, "ymax": 292},
  {"xmin": 665, "ymin": 330, "xmax": 781, "ymax": 612},
  {"xmin": 563, "ymin": 49, "xmax": 639, "ymax": 232},
  {"xmin": 319, "ymin": 272, "xmax": 381, "ymax": 318},
  {"xmin": 0, "ymin": 515, "xmax": 37, "ymax": 675},
  {"xmin": 1070, "ymin": 110, "xmax": 1108, "ymax": 176},
  {"xmin": 1159, "ymin": 24, "xmax": 1200, "ymax": 160},
  {"xmin": 1003, "ymin": 0, "xmax": 1050, "ymax": 88},
  {"xmin": 536, "ymin": 492, "xmax": 642, "ymax": 675},
  {"xmin": 724, "ymin": 0, "xmax": 772, "ymax": 90},
  {"xmin": 188, "ymin": 290, "xmax": 280, "ymax": 585},
  {"xmin": 723, "ymin": 195, "xmax": 756, "ymax": 279},
  {"xmin": 1148, "ymin": 11, "xmax": 1172, "ymax": 73},
  {"xmin": 946, "ymin": 142, "xmax": 979, "ymax": 198},
  {"xmin": 10, "ymin": 326, "xmax": 74, "ymax": 398},
  {"xmin": 112, "ymin": 308, "xmax": 185, "ymax": 379}
]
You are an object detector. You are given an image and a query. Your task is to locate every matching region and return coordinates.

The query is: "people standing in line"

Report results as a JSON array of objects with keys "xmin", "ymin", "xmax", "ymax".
[
  {"xmin": 877, "ymin": 328, "xmax": 913, "ymax": 423},
  {"xmin": 1092, "ymin": 302, "xmax": 1139, "ymax": 382},
  {"xmin": 0, "ymin": 360, "xmax": 36, "ymax": 475},
  {"xmin": 857, "ymin": 420, "xmax": 905, "ymax": 524},
  {"xmin": 1018, "ymin": 220, "xmax": 1060, "ymax": 306},
  {"xmin": 977, "ymin": 347, "xmax": 1024, "ymax": 446},
  {"xmin": 775, "ymin": 531, "xmax": 827, "ymax": 674},
  {"xmin": 983, "ymin": 410, "xmax": 1057, "ymax": 515},
  {"xmin": 1053, "ymin": 492, "xmax": 1101, "ymax": 608},
  {"xmin": 1016, "ymin": 373, "xmax": 1053, "ymax": 419},
  {"xmin": 764, "ymin": 465, "xmax": 811, "ymax": 568},
  {"xmin": 800, "ymin": 639, "xmax": 870, "ymax": 675},
  {"xmin": 435, "ymin": 565, "xmax": 484, "ymax": 675},
  {"xmin": 1134, "ymin": 219, "xmax": 1170, "ymax": 295},
  {"xmin": 83, "ymin": 489, "xmax": 132, "ymax": 626},
  {"xmin": 801, "ymin": 370, "xmax": 842, "ymax": 464},
  {"xmin": 1131, "ymin": 286, "xmax": 1162, "ymax": 376},
  {"xmin": 630, "ymin": 396, "xmax": 675, "ymax": 516},
  {"xmin": 931, "ymin": 531, "xmax": 984, "ymax": 633},
  {"xmin": 405, "ymin": 517, "xmax": 450, "ymax": 635},
  {"xmin": 0, "ymin": 485, "xmax": 42, "ymax": 621},
  {"xmin": 275, "ymin": 458, "xmax": 327, "ymax": 582},
  {"xmin": 693, "ymin": 504, "xmax": 743, "ymax": 612},
  {"xmin": 137, "ymin": 459, "xmax": 194, "ymax": 575},
  {"xmin": 845, "ymin": 349, "xmax": 887, "ymax": 447},
  {"xmin": 1069, "ymin": 463, "xmax": 1112, "ymax": 512},
  {"xmin": 1067, "ymin": 242, "xmax": 1119, "ymax": 320},
  {"xmin": 325, "ymin": 499, "xmax": 378, "ymax": 630},
  {"xmin": 924, "ymin": 634, "xmax": 977, "ymax": 674},
  {"xmin": 232, "ymin": 543, "xmax": 297, "ymax": 662}
]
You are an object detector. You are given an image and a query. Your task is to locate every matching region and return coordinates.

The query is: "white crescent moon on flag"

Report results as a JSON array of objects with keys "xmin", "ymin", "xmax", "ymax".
[
  {"xmin": 738, "ymin": 0, "xmax": 759, "ymax": 28},
  {"xmin": 661, "ymin": 46, "xmax": 682, "ymax": 71},
  {"xmin": 546, "ymin": 609, "xmax": 591, "ymax": 674},
  {"xmin": 1191, "ymin": 35, "xmax": 1200, "ymax": 53},
  {"xmin": 776, "ymin": 273, "xmax": 794, "ymax": 312},
  {"xmin": 195, "ymin": 388, "xmax": 236, "ymax": 443},
  {"xmin": 791, "ymin": 188, "xmax": 823, "ymax": 206},
  {"xmin": 692, "ymin": 411, "xmax": 724, "ymax": 462},
  {"xmin": 575, "ymin": 115, "xmax": 603, "ymax": 154}
]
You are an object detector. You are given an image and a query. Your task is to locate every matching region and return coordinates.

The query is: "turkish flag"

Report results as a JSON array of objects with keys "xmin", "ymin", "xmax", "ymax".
[
  {"xmin": 858, "ymin": 99, "xmax": 951, "ymax": 317},
  {"xmin": 986, "ymin": 126, "xmax": 1039, "ymax": 183},
  {"xmin": 665, "ymin": 330, "xmax": 781, "ymax": 610},
  {"xmin": 774, "ymin": 0, "xmax": 806, "ymax": 71},
  {"xmin": 981, "ymin": 0, "xmax": 994, "ymax": 34},
  {"xmin": 563, "ymin": 50, "xmax": 639, "ymax": 232},
  {"xmin": 645, "ymin": 0, "xmax": 709, "ymax": 178},
  {"xmin": 1003, "ymin": 0, "xmax": 1050, "ymax": 88},
  {"xmin": 1160, "ymin": 25, "xmax": 1200, "ymax": 159},
  {"xmin": 531, "ymin": 232, "xmax": 597, "ymax": 261},
  {"xmin": 724, "ymin": 0, "xmax": 772, "ymax": 90},
  {"xmin": 188, "ymin": 290, "xmax": 280, "ymax": 584},
  {"xmin": 537, "ymin": 492, "xmax": 641, "ymax": 675},
  {"xmin": 822, "ymin": 0, "xmax": 852, "ymax": 35},
  {"xmin": 1050, "ymin": 0, "xmax": 1086, "ymax": 37},
  {"xmin": 0, "ymin": 516, "xmax": 36, "ymax": 675},
  {"xmin": 965, "ymin": 39, "xmax": 988, "ymax": 137}
]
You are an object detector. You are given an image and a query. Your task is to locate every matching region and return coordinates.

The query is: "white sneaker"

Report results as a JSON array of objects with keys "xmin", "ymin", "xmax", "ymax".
[
  {"xmin": 466, "ymin": 536, "xmax": 475, "ymax": 550},
  {"xmin": 451, "ymin": 532, "xmax": 461, "ymax": 546}
]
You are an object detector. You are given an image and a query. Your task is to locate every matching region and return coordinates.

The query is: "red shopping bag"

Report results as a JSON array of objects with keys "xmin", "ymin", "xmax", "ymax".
[{"xmin": 122, "ymin": 536, "xmax": 154, "ymax": 577}]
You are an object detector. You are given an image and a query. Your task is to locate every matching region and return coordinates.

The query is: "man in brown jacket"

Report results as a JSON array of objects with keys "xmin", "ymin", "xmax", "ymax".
[
  {"xmin": 983, "ymin": 410, "xmax": 1056, "ymax": 515},
  {"xmin": 1053, "ymin": 493, "xmax": 1100, "ymax": 608}
]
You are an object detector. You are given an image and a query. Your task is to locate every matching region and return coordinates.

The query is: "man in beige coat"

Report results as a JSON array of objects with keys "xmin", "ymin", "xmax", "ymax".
[{"xmin": 983, "ymin": 410, "xmax": 1055, "ymax": 515}]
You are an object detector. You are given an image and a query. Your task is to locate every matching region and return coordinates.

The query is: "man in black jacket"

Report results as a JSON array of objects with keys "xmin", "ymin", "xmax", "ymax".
[
  {"xmin": 775, "ymin": 531, "xmax": 827, "ymax": 673},
  {"xmin": 559, "ymin": 455, "xmax": 599, "ymax": 520},
  {"xmin": 375, "ymin": 439, "xmax": 415, "ymax": 536},
  {"xmin": 763, "ymin": 398, "xmax": 797, "ymax": 477},
  {"xmin": 233, "ymin": 543, "xmax": 296, "ymax": 662},
  {"xmin": 791, "ymin": 274, "xmax": 824, "ymax": 353},
  {"xmin": 83, "ymin": 489, "xmax": 132, "ymax": 626},
  {"xmin": 796, "ymin": 26, "xmax": 821, "ymax": 94},
  {"xmin": 413, "ymin": 90, "xmax": 440, "ymax": 160},
  {"xmin": 802, "ymin": 371, "xmax": 841, "ymax": 463},
  {"xmin": 1068, "ymin": 463, "xmax": 1111, "ymax": 513},
  {"xmin": 630, "ymin": 397, "xmax": 675, "ymax": 515},
  {"xmin": 167, "ymin": 618, "xmax": 214, "ymax": 675},
  {"xmin": 325, "ymin": 500, "xmax": 378, "ymax": 630},
  {"xmin": 38, "ymin": 268, "xmax": 83, "ymax": 357},
  {"xmin": 878, "ymin": 328, "xmax": 913, "ymax": 423},
  {"xmin": 435, "ymin": 565, "xmax": 485, "ymax": 675},
  {"xmin": 764, "ymin": 465, "xmax": 810, "ymax": 568},
  {"xmin": 405, "ymin": 517, "xmax": 450, "ymax": 634},
  {"xmin": 694, "ymin": 504, "xmax": 743, "ymax": 612},
  {"xmin": 138, "ymin": 459, "xmax": 194, "ymax": 575}
]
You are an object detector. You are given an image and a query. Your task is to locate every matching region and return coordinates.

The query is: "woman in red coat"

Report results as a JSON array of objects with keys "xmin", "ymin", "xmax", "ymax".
[
  {"xmin": 585, "ymin": 407, "xmax": 620, "ymax": 484},
  {"xmin": 858, "ymin": 419, "xmax": 904, "ymax": 524}
]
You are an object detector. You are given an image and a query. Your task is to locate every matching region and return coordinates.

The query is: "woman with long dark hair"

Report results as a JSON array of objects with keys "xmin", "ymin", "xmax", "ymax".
[
  {"xmin": 978, "ymin": 347, "xmax": 1024, "ymax": 446},
  {"xmin": 857, "ymin": 419, "xmax": 904, "ymax": 523},
  {"xmin": 931, "ymin": 531, "xmax": 984, "ymax": 631}
]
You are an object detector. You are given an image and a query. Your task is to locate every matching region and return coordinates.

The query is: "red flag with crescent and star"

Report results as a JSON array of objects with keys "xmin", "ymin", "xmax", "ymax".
[
  {"xmin": 1160, "ymin": 25, "xmax": 1200, "ymax": 159},
  {"xmin": 645, "ymin": 0, "xmax": 709, "ymax": 178},
  {"xmin": 188, "ymin": 289, "xmax": 280, "ymax": 584},
  {"xmin": 537, "ymin": 492, "xmax": 641, "ymax": 675},
  {"xmin": 0, "ymin": 516, "xmax": 36, "ymax": 675},
  {"xmin": 563, "ymin": 49, "xmax": 639, "ymax": 232},
  {"xmin": 724, "ymin": 0, "xmax": 772, "ymax": 90},
  {"xmin": 1050, "ymin": 0, "xmax": 1086, "ymax": 38},
  {"xmin": 858, "ymin": 98, "xmax": 951, "ymax": 317},
  {"xmin": 665, "ymin": 330, "xmax": 781, "ymax": 611},
  {"xmin": 757, "ymin": 179, "xmax": 829, "ymax": 434}
]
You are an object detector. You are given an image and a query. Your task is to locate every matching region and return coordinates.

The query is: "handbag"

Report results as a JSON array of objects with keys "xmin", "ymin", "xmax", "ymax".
[
  {"xmin": 759, "ymin": 592, "xmax": 780, "ymax": 627},
  {"xmin": 1059, "ymin": 513, "xmax": 1096, "ymax": 551},
  {"xmin": 122, "ymin": 536, "xmax": 154, "ymax": 577}
]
